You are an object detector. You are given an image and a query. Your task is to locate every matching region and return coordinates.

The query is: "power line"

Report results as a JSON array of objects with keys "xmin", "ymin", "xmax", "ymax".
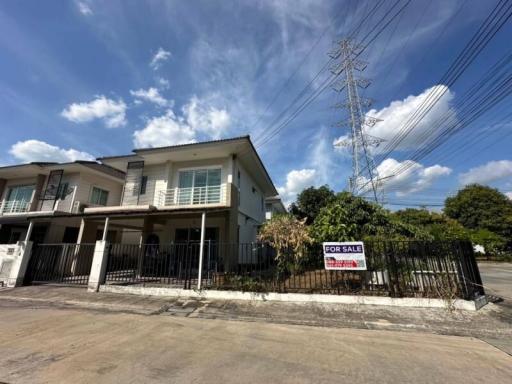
[
  {"xmin": 253, "ymin": 0, "xmax": 412, "ymax": 150},
  {"xmin": 356, "ymin": 0, "xmax": 512, "ymax": 183},
  {"xmin": 251, "ymin": 0, "xmax": 388, "ymax": 148},
  {"xmin": 385, "ymin": 52, "xmax": 512, "ymax": 179}
]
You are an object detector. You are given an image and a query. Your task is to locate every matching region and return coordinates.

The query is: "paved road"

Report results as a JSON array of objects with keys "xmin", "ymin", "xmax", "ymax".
[
  {"xmin": 479, "ymin": 262, "xmax": 512, "ymax": 305},
  {"xmin": 0, "ymin": 304, "xmax": 511, "ymax": 384}
]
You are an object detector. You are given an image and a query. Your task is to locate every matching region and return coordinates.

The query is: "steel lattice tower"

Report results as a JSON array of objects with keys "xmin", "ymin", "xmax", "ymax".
[{"xmin": 329, "ymin": 39, "xmax": 384, "ymax": 202}]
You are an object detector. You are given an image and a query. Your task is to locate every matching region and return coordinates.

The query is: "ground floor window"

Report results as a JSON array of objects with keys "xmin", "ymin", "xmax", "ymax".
[{"xmin": 174, "ymin": 227, "xmax": 219, "ymax": 243}]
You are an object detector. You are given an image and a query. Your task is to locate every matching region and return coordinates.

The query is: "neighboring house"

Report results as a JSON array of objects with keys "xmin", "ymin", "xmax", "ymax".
[
  {"xmin": 0, "ymin": 161, "xmax": 124, "ymax": 244},
  {"xmin": 265, "ymin": 196, "xmax": 286, "ymax": 220},
  {"xmin": 82, "ymin": 136, "xmax": 278, "ymax": 245}
]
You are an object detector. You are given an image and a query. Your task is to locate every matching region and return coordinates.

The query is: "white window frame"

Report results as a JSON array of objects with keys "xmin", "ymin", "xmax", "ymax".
[
  {"xmin": 89, "ymin": 186, "xmax": 110, "ymax": 206},
  {"xmin": 175, "ymin": 165, "xmax": 223, "ymax": 187},
  {"xmin": 175, "ymin": 166, "xmax": 223, "ymax": 205}
]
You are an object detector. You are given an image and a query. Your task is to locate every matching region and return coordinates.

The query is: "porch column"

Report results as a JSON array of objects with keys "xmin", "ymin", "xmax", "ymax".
[
  {"xmin": 25, "ymin": 220, "xmax": 34, "ymax": 242},
  {"xmin": 102, "ymin": 217, "xmax": 110, "ymax": 241},
  {"xmin": 197, "ymin": 211, "xmax": 206, "ymax": 290},
  {"xmin": 76, "ymin": 219, "xmax": 86, "ymax": 244}
]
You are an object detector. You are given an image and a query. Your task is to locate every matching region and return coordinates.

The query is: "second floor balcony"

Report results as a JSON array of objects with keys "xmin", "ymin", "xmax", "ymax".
[
  {"xmin": 158, "ymin": 184, "xmax": 228, "ymax": 207},
  {"xmin": 0, "ymin": 200, "xmax": 31, "ymax": 214}
]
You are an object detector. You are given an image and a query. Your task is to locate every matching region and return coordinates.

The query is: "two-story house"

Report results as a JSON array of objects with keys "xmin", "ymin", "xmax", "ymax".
[
  {"xmin": 75, "ymin": 136, "xmax": 278, "ymax": 247},
  {"xmin": 265, "ymin": 196, "xmax": 287, "ymax": 220},
  {"xmin": 0, "ymin": 161, "xmax": 124, "ymax": 244}
]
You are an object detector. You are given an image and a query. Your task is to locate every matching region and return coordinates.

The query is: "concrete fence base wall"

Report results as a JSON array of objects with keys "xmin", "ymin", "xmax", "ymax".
[
  {"xmin": 99, "ymin": 284, "xmax": 488, "ymax": 311},
  {"xmin": 0, "ymin": 241, "xmax": 33, "ymax": 287}
]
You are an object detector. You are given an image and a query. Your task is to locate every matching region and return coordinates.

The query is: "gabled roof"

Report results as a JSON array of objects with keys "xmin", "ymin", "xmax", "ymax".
[
  {"xmin": 0, "ymin": 161, "xmax": 125, "ymax": 181},
  {"xmin": 98, "ymin": 136, "xmax": 278, "ymax": 196}
]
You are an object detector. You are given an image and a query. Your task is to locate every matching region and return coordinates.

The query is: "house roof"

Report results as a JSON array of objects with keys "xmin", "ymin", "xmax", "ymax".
[
  {"xmin": 265, "ymin": 195, "xmax": 287, "ymax": 213},
  {"xmin": 0, "ymin": 161, "xmax": 125, "ymax": 181},
  {"xmin": 98, "ymin": 136, "xmax": 278, "ymax": 196}
]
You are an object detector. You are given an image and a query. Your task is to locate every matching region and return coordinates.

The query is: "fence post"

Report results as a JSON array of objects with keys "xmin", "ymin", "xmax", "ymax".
[
  {"xmin": 7, "ymin": 241, "xmax": 33, "ymax": 287},
  {"xmin": 197, "ymin": 211, "xmax": 206, "ymax": 290},
  {"xmin": 87, "ymin": 240, "xmax": 109, "ymax": 292},
  {"xmin": 385, "ymin": 241, "xmax": 401, "ymax": 297}
]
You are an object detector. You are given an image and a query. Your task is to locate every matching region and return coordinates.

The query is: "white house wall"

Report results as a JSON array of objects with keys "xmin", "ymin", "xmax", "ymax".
[
  {"xmin": 75, "ymin": 172, "xmax": 123, "ymax": 209},
  {"xmin": 235, "ymin": 161, "xmax": 265, "ymax": 244},
  {"xmin": 121, "ymin": 157, "xmax": 231, "ymax": 207}
]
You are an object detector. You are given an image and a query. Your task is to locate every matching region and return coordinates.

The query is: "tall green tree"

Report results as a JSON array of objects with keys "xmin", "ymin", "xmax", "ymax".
[
  {"xmin": 311, "ymin": 192, "xmax": 430, "ymax": 243},
  {"xmin": 290, "ymin": 185, "xmax": 335, "ymax": 224},
  {"xmin": 444, "ymin": 184, "xmax": 512, "ymax": 238},
  {"xmin": 393, "ymin": 208, "xmax": 469, "ymax": 240}
]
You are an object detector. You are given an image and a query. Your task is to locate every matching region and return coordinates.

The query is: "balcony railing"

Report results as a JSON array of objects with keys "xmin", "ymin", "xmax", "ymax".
[
  {"xmin": 158, "ymin": 184, "xmax": 227, "ymax": 207},
  {"xmin": 0, "ymin": 200, "xmax": 31, "ymax": 214}
]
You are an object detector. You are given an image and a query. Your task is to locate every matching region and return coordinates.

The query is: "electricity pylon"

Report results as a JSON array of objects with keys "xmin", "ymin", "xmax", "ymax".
[{"xmin": 329, "ymin": 39, "xmax": 384, "ymax": 202}]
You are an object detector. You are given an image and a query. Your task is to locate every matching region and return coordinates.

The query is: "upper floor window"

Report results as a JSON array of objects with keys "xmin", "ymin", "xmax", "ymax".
[
  {"xmin": 6, "ymin": 185, "xmax": 34, "ymax": 202},
  {"xmin": 178, "ymin": 168, "xmax": 221, "ymax": 204},
  {"xmin": 140, "ymin": 176, "xmax": 148, "ymax": 195},
  {"xmin": 3, "ymin": 185, "xmax": 34, "ymax": 213},
  {"xmin": 90, "ymin": 187, "xmax": 109, "ymax": 206}
]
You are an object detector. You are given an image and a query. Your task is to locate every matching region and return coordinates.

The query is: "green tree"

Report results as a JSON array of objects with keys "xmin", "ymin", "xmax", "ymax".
[
  {"xmin": 444, "ymin": 184, "xmax": 512, "ymax": 238},
  {"xmin": 310, "ymin": 202, "xmax": 355, "ymax": 243},
  {"xmin": 289, "ymin": 185, "xmax": 335, "ymax": 224},
  {"xmin": 393, "ymin": 208, "xmax": 469, "ymax": 240},
  {"xmin": 469, "ymin": 229, "xmax": 507, "ymax": 255},
  {"xmin": 311, "ymin": 192, "xmax": 430, "ymax": 243}
]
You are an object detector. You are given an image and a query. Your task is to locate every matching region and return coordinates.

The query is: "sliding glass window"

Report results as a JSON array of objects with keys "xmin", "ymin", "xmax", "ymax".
[{"xmin": 178, "ymin": 168, "xmax": 221, "ymax": 204}]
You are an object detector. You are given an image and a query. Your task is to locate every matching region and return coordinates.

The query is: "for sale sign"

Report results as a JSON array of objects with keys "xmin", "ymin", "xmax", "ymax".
[{"xmin": 323, "ymin": 242, "xmax": 367, "ymax": 270}]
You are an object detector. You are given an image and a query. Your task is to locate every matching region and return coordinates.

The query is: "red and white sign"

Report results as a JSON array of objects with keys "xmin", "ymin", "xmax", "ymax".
[{"xmin": 323, "ymin": 241, "xmax": 367, "ymax": 271}]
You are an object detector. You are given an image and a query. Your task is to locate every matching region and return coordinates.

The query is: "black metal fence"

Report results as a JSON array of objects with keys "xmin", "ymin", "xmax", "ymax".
[
  {"xmin": 105, "ymin": 242, "xmax": 221, "ymax": 289},
  {"xmin": 24, "ymin": 243, "xmax": 95, "ymax": 285},
  {"xmin": 103, "ymin": 240, "xmax": 484, "ymax": 300}
]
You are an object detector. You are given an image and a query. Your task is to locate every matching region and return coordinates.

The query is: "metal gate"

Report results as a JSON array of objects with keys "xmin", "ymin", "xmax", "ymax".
[
  {"xmin": 105, "ymin": 243, "xmax": 213, "ymax": 289},
  {"xmin": 24, "ymin": 243, "xmax": 95, "ymax": 285}
]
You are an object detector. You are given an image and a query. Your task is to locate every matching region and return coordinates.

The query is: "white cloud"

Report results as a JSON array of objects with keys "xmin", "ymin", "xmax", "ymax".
[
  {"xmin": 9, "ymin": 140, "xmax": 94, "ymax": 163},
  {"xmin": 132, "ymin": 94, "xmax": 232, "ymax": 147},
  {"xmin": 505, "ymin": 192, "xmax": 512, "ymax": 200},
  {"xmin": 366, "ymin": 85, "xmax": 456, "ymax": 152},
  {"xmin": 361, "ymin": 158, "xmax": 451, "ymax": 196},
  {"xmin": 133, "ymin": 110, "xmax": 196, "ymax": 148},
  {"xmin": 61, "ymin": 96, "xmax": 127, "ymax": 128},
  {"xmin": 156, "ymin": 77, "xmax": 170, "ymax": 89},
  {"xmin": 459, "ymin": 160, "xmax": 512, "ymax": 185},
  {"xmin": 76, "ymin": 1, "xmax": 93, "ymax": 16},
  {"xmin": 183, "ymin": 96, "xmax": 231, "ymax": 139},
  {"xmin": 277, "ymin": 169, "xmax": 317, "ymax": 206},
  {"xmin": 130, "ymin": 87, "xmax": 169, "ymax": 107},
  {"xmin": 150, "ymin": 47, "xmax": 171, "ymax": 70}
]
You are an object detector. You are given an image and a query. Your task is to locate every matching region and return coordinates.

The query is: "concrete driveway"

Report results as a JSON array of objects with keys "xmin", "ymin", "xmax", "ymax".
[
  {"xmin": 0, "ymin": 303, "xmax": 511, "ymax": 384},
  {"xmin": 479, "ymin": 262, "xmax": 512, "ymax": 305}
]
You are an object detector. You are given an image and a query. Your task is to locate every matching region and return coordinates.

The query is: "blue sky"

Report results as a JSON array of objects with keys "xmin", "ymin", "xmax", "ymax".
[{"xmin": 1, "ymin": 0, "xmax": 511, "ymax": 208}]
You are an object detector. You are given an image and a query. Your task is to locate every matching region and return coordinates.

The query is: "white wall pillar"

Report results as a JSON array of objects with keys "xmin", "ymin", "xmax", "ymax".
[
  {"xmin": 102, "ymin": 216, "xmax": 110, "ymax": 241},
  {"xmin": 87, "ymin": 240, "xmax": 109, "ymax": 292},
  {"xmin": 76, "ymin": 219, "xmax": 86, "ymax": 244},
  {"xmin": 25, "ymin": 221, "xmax": 34, "ymax": 242},
  {"xmin": 197, "ymin": 211, "xmax": 206, "ymax": 290},
  {"xmin": 7, "ymin": 241, "xmax": 33, "ymax": 287}
]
